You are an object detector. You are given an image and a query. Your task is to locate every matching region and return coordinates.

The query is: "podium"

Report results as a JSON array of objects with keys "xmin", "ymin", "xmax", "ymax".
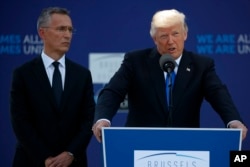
[{"xmin": 102, "ymin": 127, "xmax": 242, "ymax": 167}]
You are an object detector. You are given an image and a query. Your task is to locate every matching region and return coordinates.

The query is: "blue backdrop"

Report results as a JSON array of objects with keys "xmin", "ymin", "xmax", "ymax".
[{"xmin": 1, "ymin": 0, "xmax": 250, "ymax": 166}]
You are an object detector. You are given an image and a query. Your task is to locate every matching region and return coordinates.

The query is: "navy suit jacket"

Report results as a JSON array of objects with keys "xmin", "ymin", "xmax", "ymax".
[
  {"xmin": 10, "ymin": 56, "xmax": 95, "ymax": 167},
  {"xmin": 94, "ymin": 48, "xmax": 243, "ymax": 127}
]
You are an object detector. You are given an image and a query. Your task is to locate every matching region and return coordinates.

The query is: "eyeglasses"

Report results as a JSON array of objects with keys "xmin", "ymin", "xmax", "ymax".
[{"xmin": 42, "ymin": 26, "xmax": 76, "ymax": 34}]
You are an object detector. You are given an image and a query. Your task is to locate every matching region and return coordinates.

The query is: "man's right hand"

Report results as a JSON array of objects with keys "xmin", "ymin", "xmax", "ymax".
[{"xmin": 92, "ymin": 120, "xmax": 111, "ymax": 143}]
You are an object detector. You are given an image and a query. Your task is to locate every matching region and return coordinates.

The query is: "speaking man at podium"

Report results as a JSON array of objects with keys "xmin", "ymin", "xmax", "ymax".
[{"xmin": 92, "ymin": 9, "xmax": 247, "ymax": 143}]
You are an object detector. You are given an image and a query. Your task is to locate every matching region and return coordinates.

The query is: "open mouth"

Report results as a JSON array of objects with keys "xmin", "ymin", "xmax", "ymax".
[{"xmin": 168, "ymin": 47, "xmax": 176, "ymax": 53}]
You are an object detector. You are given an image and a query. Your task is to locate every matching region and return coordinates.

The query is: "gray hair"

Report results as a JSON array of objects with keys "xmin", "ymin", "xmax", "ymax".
[
  {"xmin": 37, "ymin": 7, "xmax": 70, "ymax": 30},
  {"xmin": 150, "ymin": 9, "xmax": 188, "ymax": 37}
]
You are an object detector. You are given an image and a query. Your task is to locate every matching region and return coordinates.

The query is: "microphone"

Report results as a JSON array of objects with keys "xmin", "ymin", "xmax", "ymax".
[{"xmin": 159, "ymin": 54, "xmax": 177, "ymax": 74}]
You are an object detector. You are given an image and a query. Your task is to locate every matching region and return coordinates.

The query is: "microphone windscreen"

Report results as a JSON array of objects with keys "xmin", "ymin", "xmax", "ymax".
[{"xmin": 159, "ymin": 54, "xmax": 176, "ymax": 73}]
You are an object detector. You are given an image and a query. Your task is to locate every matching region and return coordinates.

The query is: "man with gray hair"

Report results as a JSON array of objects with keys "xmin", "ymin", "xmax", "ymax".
[
  {"xmin": 10, "ymin": 7, "xmax": 95, "ymax": 167},
  {"xmin": 92, "ymin": 9, "xmax": 247, "ymax": 142}
]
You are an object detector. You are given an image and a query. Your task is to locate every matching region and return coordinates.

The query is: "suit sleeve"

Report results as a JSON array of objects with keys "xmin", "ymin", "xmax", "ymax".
[
  {"xmin": 10, "ymin": 68, "xmax": 52, "ymax": 164},
  {"xmin": 94, "ymin": 53, "xmax": 133, "ymax": 123},
  {"xmin": 66, "ymin": 70, "xmax": 95, "ymax": 159},
  {"xmin": 203, "ymin": 58, "xmax": 243, "ymax": 125}
]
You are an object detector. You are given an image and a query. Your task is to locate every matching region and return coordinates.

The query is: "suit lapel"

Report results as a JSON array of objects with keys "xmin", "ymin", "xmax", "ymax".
[
  {"xmin": 59, "ymin": 59, "xmax": 75, "ymax": 111},
  {"xmin": 146, "ymin": 49, "xmax": 168, "ymax": 114},
  {"xmin": 172, "ymin": 51, "xmax": 194, "ymax": 109},
  {"xmin": 32, "ymin": 56, "xmax": 58, "ymax": 109}
]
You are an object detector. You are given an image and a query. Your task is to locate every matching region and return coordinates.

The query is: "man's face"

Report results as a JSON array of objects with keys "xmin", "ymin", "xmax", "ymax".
[
  {"xmin": 39, "ymin": 13, "xmax": 73, "ymax": 57},
  {"xmin": 153, "ymin": 23, "xmax": 187, "ymax": 59}
]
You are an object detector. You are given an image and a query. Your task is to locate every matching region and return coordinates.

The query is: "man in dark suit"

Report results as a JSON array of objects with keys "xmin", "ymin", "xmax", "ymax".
[
  {"xmin": 92, "ymin": 9, "xmax": 247, "ymax": 142},
  {"xmin": 10, "ymin": 7, "xmax": 95, "ymax": 167}
]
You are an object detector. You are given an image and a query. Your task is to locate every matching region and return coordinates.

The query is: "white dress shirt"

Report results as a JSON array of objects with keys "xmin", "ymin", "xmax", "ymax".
[{"xmin": 41, "ymin": 51, "xmax": 66, "ymax": 89}]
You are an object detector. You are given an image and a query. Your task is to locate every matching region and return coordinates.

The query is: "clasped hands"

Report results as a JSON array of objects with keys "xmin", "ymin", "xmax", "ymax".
[{"xmin": 45, "ymin": 151, "xmax": 74, "ymax": 167}]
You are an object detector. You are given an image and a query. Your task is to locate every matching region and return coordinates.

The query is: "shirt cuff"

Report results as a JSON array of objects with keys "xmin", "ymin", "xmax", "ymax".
[
  {"xmin": 227, "ymin": 120, "xmax": 242, "ymax": 128},
  {"xmin": 67, "ymin": 152, "xmax": 74, "ymax": 157},
  {"xmin": 96, "ymin": 118, "xmax": 111, "ymax": 125}
]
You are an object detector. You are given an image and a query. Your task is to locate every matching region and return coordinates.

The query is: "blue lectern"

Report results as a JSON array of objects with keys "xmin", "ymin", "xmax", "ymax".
[{"xmin": 102, "ymin": 127, "xmax": 241, "ymax": 167}]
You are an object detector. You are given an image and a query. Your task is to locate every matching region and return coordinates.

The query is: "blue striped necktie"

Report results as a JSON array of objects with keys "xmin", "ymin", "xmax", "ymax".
[{"xmin": 166, "ymin": 71, "xmax": 175, "ymax": 106}]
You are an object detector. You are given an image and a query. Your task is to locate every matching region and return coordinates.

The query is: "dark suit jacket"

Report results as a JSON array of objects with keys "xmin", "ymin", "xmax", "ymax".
[
  {"xmin": 94, "ymin": 48, "xmax": 243, "ymax": 127},
  {"xmin": 10, "ymin": 56, "xmax": 95, "ymax": 167}
]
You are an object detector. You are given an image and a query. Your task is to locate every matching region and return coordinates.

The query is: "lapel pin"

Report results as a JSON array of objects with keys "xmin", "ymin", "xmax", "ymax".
[{"xmin": 186, "ymin": 67, "xmax": 191, "ymax": 72}]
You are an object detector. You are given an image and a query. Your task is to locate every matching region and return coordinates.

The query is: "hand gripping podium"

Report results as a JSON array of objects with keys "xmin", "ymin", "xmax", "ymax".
[{"xmin": 101, "ymin": 127, "xmax": 242, "ymax": 167}]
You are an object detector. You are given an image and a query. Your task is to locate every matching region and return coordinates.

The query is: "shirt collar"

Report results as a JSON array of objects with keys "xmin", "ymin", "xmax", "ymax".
[
  {"xmin": 175, "ymin": 54, "xmax": 182, "ymax": 67},
  {"xmin": 41, "ymin": 51, "xmax": 66, "ymax": 69}
]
